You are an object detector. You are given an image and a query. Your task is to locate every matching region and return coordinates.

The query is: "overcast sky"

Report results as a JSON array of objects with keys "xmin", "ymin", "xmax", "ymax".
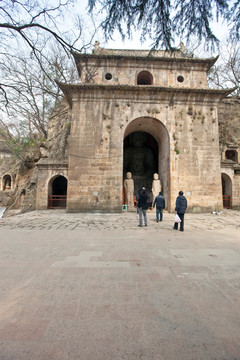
[{"xmin": 67, "ymin": 0, "xmax": 230, "ymax": 56}]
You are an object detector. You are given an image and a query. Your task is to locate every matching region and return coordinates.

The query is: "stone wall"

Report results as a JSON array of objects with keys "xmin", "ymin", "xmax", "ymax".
[
  {"xmin": 218, "ymin": 96, "xmax": 240, "ymax": 209},
  {"xmin": 35, "ymin": 100, "xmax": 70, "ymax": 210},
  {"xmin": 77, "ymin": 54, "xmax": 211, "ymax": 89},
  {"xmin": 36, "ymin": 159, "xmax": 68, "ymax": 210},
  {"xmin": 66, "ymin": 85, "xmax": 223, "ymax": 212}
]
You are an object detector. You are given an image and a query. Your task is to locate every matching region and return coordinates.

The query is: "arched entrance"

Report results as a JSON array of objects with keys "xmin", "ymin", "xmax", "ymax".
[
  {"xmin": 123, "ymin": 117, "xmax": 170, "ymax": 208},
  {"xmin": 2, "ymin": 174, "xmax": 11, "ymax": 191},
  {"xmin": 137, "ymin": 71, "xmax": 153, "ymax": 85},
  {"xmin": 2, "ymin": 174, "xmax": 12, "ymax": 191},
  {"xmin": 48, "ymin": 175, "xmax": 68, "ymax": 209},
  {"xmin": 221, "ymin": 173, "xmax": 232, "ymax": 209}
]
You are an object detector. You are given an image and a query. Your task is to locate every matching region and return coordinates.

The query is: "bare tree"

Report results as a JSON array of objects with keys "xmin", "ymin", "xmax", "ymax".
[
  {"xmin": 0, "ymin": 41, "xmax": 80, "ymax": 163},
  {"xmin": 0, "ymin": 1, "xmax": 76, "ymax": 56},
  {"xmin": 208, "ymin": 39, "xmax": 240, "ymax": 95},
  {"xmin": 0, "ymin": 1, "xmax": 96, "ymax": 102},
  {"xmin": 0, "ymin": 4, "xmax": 99, "ymax": 162}
]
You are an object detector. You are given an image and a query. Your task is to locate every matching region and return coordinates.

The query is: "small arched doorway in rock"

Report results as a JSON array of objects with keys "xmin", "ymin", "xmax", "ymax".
[
  {"xmin": 3, "ymin": 174, "xmax": 12, "ymax": 191},
  {"xmin": 48, "ymin": 175, "xmax": 67, "ymax": 209},
  {"xmin": 221, "ymin": 173, "xmax": 232, "ymax": 208}
]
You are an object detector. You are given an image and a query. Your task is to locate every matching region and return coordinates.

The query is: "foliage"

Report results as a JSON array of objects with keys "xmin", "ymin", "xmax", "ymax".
[
  {"xmin": 0, "ymin": 126, "xmax": 33, "ymax": 160},
  {"xmin": 88, "ymin": 0, "xmax": 240, "ymax": 50}
]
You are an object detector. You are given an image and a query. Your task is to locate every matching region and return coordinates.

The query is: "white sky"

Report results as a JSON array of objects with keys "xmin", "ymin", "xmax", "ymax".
[
  {"xmin": 67, "ymin": 0, "xmax": 230, "ymax": 56},
  {"xmin": 64, "ymin": 0, "xmax": 153, "ymax": 50}
]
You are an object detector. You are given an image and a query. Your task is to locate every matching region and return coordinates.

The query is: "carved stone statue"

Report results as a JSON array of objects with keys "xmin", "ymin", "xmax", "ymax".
[
  {"xmin": 179, "ymin": 41, "xmax": 186, "ymax": 53},
  {"xmin": 124, "ymin": 172, "xmax": 134, "ymax": 206},
  {"xmin": 4, "ymin": 178, "xmax": 11, "ymax": 191},
  {"xmin": 152, "ymin": 173, "xmax": 161, "ymax": 202}
]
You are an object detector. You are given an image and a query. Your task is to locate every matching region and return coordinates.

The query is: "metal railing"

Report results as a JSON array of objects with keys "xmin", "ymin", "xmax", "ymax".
[
  {"xmin": 223, "ymin": 195, "xmax": 231, "ymax": 209},
  {"xmin": 48, "ymin": 195, "xmax": 67, "ymax": 209}
]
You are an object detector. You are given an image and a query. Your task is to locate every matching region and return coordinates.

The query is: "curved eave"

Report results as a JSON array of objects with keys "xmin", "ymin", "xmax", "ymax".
[
  {"xmin": 57, "ymin": 82, "xmax": 236, "ymax": 107},
  {"xmin": 72, "ymin": 51, "xmax": 219, "ymax": 71}
]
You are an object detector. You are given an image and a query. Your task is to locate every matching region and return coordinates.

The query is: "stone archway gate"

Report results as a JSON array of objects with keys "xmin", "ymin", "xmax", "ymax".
[{"xmin": 55, "ymin": 48, "xmax": 234, "ymax": 212}]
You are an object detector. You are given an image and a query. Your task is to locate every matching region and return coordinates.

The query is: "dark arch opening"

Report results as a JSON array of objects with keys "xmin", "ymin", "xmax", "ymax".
[
  {"xmin": 221, "ymin": 173, "xmax": 232, "ymax": 208},
  {"xmin": 123, "ymin": 116, "xmax": 170, "ymax": 210},
  {"xmin": 123, "ymin": 131, "xmax": 158, "ymax": 196},
  {"xmin": 48, "ymin": 175, "xmax": 67, "ymax": 209},
  {"xmin": 52, "ymin": 176, "xmax": 67, "ymax": 195},
  {"xmin": 3, "ymin": 174, "xmax": 11, "ymax": 191},
  {"xmin": 225, "ymin": 150, "xmax": 238, "ymax": 162},
  {"xmin": 137, "ymin": 71, "xmax": 153, "ymax": 85}
]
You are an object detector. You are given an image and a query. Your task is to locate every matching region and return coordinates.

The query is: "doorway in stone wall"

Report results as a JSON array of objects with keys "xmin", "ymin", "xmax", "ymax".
[
  {"xmin": 48, "ymin": 175, "xmax": 68, "ymax": 209},
  {"xmin": 124, "ymin": 131, "xmax": 158, "ymax": 197},
  {"xmin": 123, "ymin": 117, "xmax": 170, "ymax": 208},
  {"xmin": 221, "ymin": 173, "xmax": 232, "ymax": 208}
]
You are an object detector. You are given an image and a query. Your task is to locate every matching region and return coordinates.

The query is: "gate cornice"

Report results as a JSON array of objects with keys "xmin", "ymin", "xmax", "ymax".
[{"xmin": 57, "ymin": 81, "xmax": 236, "ymax": 107}]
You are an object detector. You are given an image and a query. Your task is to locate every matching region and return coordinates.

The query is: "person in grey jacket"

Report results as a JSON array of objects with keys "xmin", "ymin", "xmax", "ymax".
[
  {"xmin": 153, "ymin": 192, "xmax": 165, "ymax": 222},
  {"xmin": 173, "ymin": 191, "xmax": 187, "ymax": 231}
]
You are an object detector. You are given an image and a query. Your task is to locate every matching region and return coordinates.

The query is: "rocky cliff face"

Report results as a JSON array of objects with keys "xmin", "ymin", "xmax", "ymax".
[
  {"xmin": 0, "ymin": 100, "xmax": 71, "ymax": 216},
  {"xmin": 41, "ymin": 100, "xmax": 70, "ymax": 160},
  {"xmin": 0, "ymin": 157, "xmax": 38, "ymax": 215},
  {"xmin": 218, "ymin": 97, "xmax": 240, "ymax": 151}
]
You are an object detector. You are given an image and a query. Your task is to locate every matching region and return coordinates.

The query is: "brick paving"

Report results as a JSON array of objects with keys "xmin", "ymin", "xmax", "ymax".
[
  {"xmin": 0, "ymin": 208, "xmax": 239, "ymax": 231},
  {"xmin": 0, "ymin": 209, "xmax": 240, "ymax": 360}
]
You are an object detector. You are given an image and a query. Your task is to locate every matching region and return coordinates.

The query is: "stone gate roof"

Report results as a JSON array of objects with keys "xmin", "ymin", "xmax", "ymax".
[
  {"xmin": 72, "ymin": 51, "xmax": 219, "ymax": 71},
  {"xmin": 93, "ymin": 42, "xmax": 192, "ymax": 58},
  {"xmin": 72, "ymin": 42, "xmax": 219, "ymax": 72}
]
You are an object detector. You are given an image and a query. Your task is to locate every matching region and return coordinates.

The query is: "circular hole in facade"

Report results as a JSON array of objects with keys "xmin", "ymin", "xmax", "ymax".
[
  {"xmin": 105, "ymin": 73, "xmax": 112, "ymax": 80},
  {"xmin": 177, "ymin": 75, "xmax": 184, "ymax": 83}
]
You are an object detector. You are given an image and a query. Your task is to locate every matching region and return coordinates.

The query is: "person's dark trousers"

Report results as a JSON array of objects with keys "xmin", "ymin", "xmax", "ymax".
[
  {"xmin": 173, "ymin": 213, "xmax": 185, "ymax": 231},
  {"xmin": 156, "ymin": 207, "xmax": 163, "ymax": 221}
]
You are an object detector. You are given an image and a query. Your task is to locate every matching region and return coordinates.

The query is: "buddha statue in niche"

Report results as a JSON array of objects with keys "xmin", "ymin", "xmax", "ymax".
[
  {"xmin": 152, "ymin": 173, "xmax": 162, "ymax": 202},
  {"xmin": 124, "ymin": 172, "xmax": 134, "ymax": 206},
  {"xmin": 3, "ymin": 178, "xmax": 11, "ymax": 191}
]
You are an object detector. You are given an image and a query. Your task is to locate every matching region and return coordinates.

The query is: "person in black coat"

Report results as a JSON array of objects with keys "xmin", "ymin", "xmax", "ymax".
[
  {"xmin": 136, "ymin": 188, "xmax": 141, "ymax": 214},
  {"xmin": 138, "ymin": 187, "xmax": 149, "ymax": 227},
  {"xmin": 173, "ymin": 191, "xmax": 187, "ymax": 231},
  {"xmin": 153, "ymin": 192, "xmax": 165, "ymax": 222}
]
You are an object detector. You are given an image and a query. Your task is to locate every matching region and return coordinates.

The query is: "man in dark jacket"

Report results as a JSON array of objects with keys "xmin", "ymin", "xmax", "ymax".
[
  {"xmin": 138, "ymin": 187, "xmax": 149, "ymax": 227},
  {"xmin": 153, "ymin": 192, "xmax": 165, "ymax": 222},
  {"xmin": 173, "ymin": 191, "xmax": 187, "ymax": 231}
]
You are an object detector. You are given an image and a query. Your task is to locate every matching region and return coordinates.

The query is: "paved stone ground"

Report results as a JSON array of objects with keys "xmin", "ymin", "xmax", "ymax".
[
  {"xmin": 0, "ymin": 208, "xmax": 240, "ymax": 231},
  {"xmin": 0, "ymin": 209, "xmax": 240, "ymax": 360}
]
